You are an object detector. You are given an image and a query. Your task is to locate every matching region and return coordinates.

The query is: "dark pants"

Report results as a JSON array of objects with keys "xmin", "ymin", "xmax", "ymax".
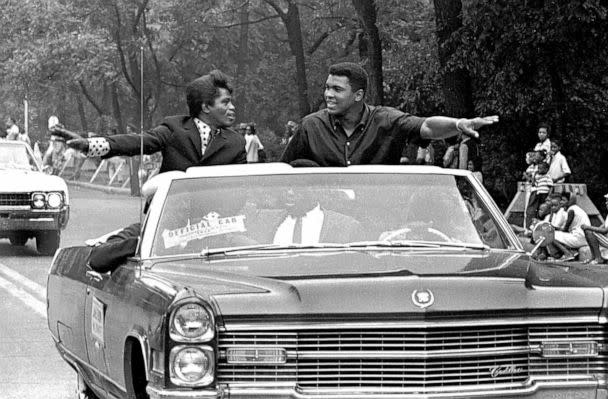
[{"xmin": 526, "ymin": 191, "xmax": 548, "ymax": 228}]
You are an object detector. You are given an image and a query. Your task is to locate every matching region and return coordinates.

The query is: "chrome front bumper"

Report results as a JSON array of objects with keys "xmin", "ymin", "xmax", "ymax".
[
  {"xmin": 0, "ymin": 206, "xmax": 69, "ymax": 232},
  {"xmin": 146, "ymin": 382, "xmax": 607, "ymax": 399}
]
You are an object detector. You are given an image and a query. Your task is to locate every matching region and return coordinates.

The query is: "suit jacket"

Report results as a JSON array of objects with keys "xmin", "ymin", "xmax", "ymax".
[
  {"xmin": 88, "ymin": 222, "xmax": 140, "ymax": 273},
  {"xmin": 246, "ymin": 208, "xmax": 366, "ymax": 244},
  {"xmin": 104, "ymin": 115, "xmax": 246, "ymax": 172}
]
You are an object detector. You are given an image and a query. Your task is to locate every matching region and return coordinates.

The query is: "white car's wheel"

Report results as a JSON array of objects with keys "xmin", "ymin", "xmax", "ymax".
[
  {"xmin": 9, "ymin": 232, "xmax": 29, "ymax": 246},
  {"xmin": 36, "ymin": 230, "xmax": 60, "ymax": 256}
]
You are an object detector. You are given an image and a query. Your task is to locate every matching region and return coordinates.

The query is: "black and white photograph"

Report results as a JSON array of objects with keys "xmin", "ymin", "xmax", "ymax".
[{"xmin": 1, "ymin": 0, "xmax": 608, "ymax": 398}]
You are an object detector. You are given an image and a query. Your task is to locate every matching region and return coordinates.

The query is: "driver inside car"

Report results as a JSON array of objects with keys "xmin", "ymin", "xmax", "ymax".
[{"xmin": 245, "ymin": 185, "xmax": 365, "ymax": 245}]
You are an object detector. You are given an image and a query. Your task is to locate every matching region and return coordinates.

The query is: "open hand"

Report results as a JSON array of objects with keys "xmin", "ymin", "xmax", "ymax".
[
  {"xmin": 458, "ymin": 115, "xmax": 499, "ymax": 139},
  {"xmin": 50, "ymin": 125, "xmax": 82, "ymax": 142}
]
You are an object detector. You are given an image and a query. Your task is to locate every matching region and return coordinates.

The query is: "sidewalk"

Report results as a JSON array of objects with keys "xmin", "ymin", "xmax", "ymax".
[{"xmin": 61, "ymin": 165, "xmax": 133, "ymax": 196}]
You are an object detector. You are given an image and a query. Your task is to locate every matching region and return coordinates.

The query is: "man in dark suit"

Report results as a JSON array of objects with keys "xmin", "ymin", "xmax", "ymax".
[
  {"xmin": 51, "ymin": 70, "xmax": 246, "ymax": 170},
  {"xmin": 246, "ymin": 185, "xmax": 365, "ymax": 245}
]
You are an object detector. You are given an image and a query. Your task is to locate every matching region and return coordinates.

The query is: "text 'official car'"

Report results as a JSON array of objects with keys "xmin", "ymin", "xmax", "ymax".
[{"xmin": 48, "ymin": 163, "xmax": 608, "ymax": 399}]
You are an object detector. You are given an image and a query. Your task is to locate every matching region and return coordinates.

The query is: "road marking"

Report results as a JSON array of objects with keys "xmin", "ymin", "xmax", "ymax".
[
  {"xmin": 0, "ymin": 262, "xmax": 46, "ymax": 301},
  {"xmin": 0, "ymin": 272, "xmax": 46, "ymax": 318}
]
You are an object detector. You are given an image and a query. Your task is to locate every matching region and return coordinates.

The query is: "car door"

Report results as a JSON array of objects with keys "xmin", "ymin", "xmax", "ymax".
[
  {"xmin": 47, "ymin": 247, "xmax": 91, "ymax": 372},
  {"xmin": 84, "ymin": 268, "xmax": 111, "ymax": 393}
]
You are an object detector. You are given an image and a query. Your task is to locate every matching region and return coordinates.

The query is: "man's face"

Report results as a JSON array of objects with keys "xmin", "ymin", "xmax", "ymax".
[
  {"xmin": 281, "ymin": 187, "xmax": 316, "ymax": 216},
  {"xmin": 550, "ymin": 199, "xmax": 561, "ymax": 213},
  {"xmin": 538, "ymin": 128, "xmax": 548, "ymax": 142},
  {"xmin": 324, "ymin": 75, "xmax": 363, "ymax": 116},
  {"xmin": 550, "ymin": 142, "xmax": 559, "ymax": 155},
  {"xmin": 538, "ymin": 203, "xmax": 550, "ymax": 218},
  {"xmin": 203, "ymin": 88, "xmax": 236, "ymax": 128}
]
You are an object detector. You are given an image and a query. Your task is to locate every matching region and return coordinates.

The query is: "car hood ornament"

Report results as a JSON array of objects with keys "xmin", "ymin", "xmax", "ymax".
[{"xmin": 412, "ymin": 289, "xmax": 434, "ymax": 308}]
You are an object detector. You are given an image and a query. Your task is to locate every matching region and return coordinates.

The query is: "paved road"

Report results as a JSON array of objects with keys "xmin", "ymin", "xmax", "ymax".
[{"xmin": 0, "ymin": 185, "xmax": 140, "ymax": 398}]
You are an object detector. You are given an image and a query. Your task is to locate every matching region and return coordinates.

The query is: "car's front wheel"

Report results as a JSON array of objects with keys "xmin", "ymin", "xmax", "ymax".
[
  {"xmin": 8, "ymin": 232, "xmax": 29, "ymax": 246},
  {"xmin": 36, "ymin": 230, "xmax": 60, "ymax": 256}
]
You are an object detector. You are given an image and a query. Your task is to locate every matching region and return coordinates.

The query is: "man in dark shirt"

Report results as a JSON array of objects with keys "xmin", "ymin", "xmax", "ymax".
[{"xmin": 281, "ymin": 62, "xmax": 498, "ymax": 166}]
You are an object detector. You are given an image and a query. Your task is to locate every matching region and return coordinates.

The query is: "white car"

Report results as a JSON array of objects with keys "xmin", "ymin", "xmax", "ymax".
[{"xmin": 0, "ymin": 140, "xmax": 69, "ymax": 255}]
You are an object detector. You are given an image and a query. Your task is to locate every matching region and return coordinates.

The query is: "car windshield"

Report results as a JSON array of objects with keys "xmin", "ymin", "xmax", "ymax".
[
  {"xmin": 150, "ymin": 173, "xmax": 514, "ymax": 257},
  {"xmin": 0, "ymin": 143, "xmax": 39, "ymax": 171}
]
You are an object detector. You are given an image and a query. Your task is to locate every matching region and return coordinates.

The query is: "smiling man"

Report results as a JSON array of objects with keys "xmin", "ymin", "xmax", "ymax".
[
  {"xmin": 281, "ymin": 62, "xmax": 498, "ymax": 166},
  {"xmin": 52, "ymin": 70, "xmax": 246, "ymax": 172}
]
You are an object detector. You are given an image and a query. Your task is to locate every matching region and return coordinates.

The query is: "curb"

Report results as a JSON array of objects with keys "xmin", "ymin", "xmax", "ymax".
[{"xmin": 67, "ymin": 180, "xmax": 132, "ymax": 195}]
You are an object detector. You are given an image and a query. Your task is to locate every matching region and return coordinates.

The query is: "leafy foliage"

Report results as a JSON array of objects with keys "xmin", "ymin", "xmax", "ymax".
[{"xmin": 1, "ymin": 0, "xmax": 607, "ymax": 208}]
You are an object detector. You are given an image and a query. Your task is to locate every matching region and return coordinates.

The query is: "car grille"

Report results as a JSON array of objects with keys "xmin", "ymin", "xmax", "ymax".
[
  {"xmin": 217, "ymin": 322, "xmax": 607, "ymax": 394},
  {"xmin": 0, "ymin": 193, "xmax": 30, "ymax": 207}
]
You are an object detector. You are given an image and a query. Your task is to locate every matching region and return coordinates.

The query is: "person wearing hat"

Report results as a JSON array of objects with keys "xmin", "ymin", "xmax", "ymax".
[
  {"xmin": 580, "ymin": 194, "xmax": 608, "ymax": 264},
  {"xmin": 42, "ymin": 135, "xmax": 67, "ymax": 175},
  {"xmin": 86, "ymin": 171, "xmax": 184, "ymax": 273}
]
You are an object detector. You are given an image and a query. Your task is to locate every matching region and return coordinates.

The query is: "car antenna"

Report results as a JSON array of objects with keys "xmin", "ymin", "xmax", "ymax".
[{"xmin": 139, "ymin": 45, "xmax": 144, "ymax": 224}]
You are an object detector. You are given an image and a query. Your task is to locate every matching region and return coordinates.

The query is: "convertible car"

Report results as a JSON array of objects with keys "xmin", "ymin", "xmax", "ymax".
[
  {"xmin": 0, "ymin": 140, "xmax": 69, "ymax": 254},
  {"xmin": 48, "ymin": 164, "xmax": 608, "ymax": 399}
]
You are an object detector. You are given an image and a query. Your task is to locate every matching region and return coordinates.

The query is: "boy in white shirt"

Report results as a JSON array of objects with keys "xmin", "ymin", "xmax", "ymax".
[{"xmin": 548, "ymin": 139, "xmax": 571, "ymax": 183}]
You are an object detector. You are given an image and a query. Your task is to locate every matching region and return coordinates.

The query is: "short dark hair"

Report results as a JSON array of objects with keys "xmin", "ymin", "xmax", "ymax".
[
  {"xmin": 538, "ymin": 122, "xmax": 551, "ymax": 135},
  {"xmin": 186, "ymin": 70, "xmax": 232, "ymax": 117},
  {"xmin": 551, "ymin": 139, "xmax": 561, "ymax": 148},
  {"xmin": 537, "ymin": 162, "xmax": 549, "ymax": 173},
  {"xmin": 328, "ymin": 62, "xmax": 368, "ymax": 94}
]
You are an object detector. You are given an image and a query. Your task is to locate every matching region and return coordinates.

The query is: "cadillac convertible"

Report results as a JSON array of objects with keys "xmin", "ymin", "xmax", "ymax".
[
  {"xmin": 0, "ymin": 140, "xmax": 69, "ymax": 255},
  {"xmin": 48, "ymin": 164, "xmax": 608, "ymax": 399}
]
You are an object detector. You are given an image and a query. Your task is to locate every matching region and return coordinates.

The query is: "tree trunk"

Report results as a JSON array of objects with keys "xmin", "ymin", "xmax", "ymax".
[
  {"xmin": 111, "ymin": 82, "xmax": 125, "ymax": 135},
  {"xmin": 265, "ymin": 0, "xmax": 310, "ymax": 117},
  {"xmin": 235, "ymin": 1, "xmax": 250, "ymax": 121},
  {"xmin": 433, "ymin": 0, "xmax": 474, "ymax": 117},
  {"xmin": 283, "ymin": 2, "xmax": 310, "ymax": 117},
  {"xmin": 74, "ymin": 88, "xmax": 89, "ymax": 132},
  {"xmin": 352, "ymin": 0, "xmax": 383, "ymax": 105}
]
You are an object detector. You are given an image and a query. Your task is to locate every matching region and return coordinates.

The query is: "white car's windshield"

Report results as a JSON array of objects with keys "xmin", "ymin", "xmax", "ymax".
[
  {"xmin": 0, "ymin": 143, "xmax": 39, "ymax": 171},
  {"xmin": 150, "ymin": 173, "xmax": 513, "ymax": 257}
]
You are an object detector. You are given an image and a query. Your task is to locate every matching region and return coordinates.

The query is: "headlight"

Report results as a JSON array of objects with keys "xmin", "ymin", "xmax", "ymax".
[
  {"xmin": 47, "ymin": 192, "xmax": 63, "ymax": 208},
  {"xmin": 32, "ymin": 193, "xmax": 45, "ymax": 209},
  {"xmin": 169, "ymin": 345, "xmax": 214, "ymax": 386},
  {"xmin": 170, "ymin": 303, "xmax": 214, "ymax": 341}
]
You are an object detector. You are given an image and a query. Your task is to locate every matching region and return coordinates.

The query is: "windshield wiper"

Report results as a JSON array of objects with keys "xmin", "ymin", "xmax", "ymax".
[
  {"xmin": 346, "ymin": 240, "xmax": 442, "ymax": 248},
  {"xmin": 200, "ymin": 242, "xmax": 375, "ymax": 257},
  {"xmin": 199, "ymin": 240, "xmax": 488, "ymax": 257},
  {"xmin": 346, "ymin": 240, "xmax": 488, "ymax": 250}
]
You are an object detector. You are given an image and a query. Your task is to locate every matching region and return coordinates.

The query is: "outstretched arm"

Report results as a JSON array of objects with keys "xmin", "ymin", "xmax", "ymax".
[{"xmin": 420, "ymin": 115, "xmax": 499, "ymax": 141}]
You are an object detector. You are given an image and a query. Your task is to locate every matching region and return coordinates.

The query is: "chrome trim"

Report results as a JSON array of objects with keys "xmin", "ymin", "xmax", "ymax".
[
  {"xmin": 146, "ymin": 384, "xmax": 222, "ymax": 399},
  {"xmin": 221, "ymin": 316, "xmax": 603, "ymax": 331},
  {"xmin": 55, "ymin": 341, "xmax": 127, "ymax": 393},
  {"xmin": 294, "ymin": 347, "xmax": 531, "ymax": 359},
  {"xmin": 223, "ymin": 379, "xmax": 600, "ymax": 398},
  {"xmin": 126, "ymin": 331, "xmax": 151, "ymax": 381},
  {"xmin": 0, "ymin": 205, "xmax": 30, "ymax": 210}
]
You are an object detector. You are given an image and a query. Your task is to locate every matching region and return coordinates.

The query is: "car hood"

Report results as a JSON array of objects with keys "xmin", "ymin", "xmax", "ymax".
[
  {"xmin": 0, "ymin": 169, "xmax": 68, "ymax": 192},
  {"xmin": 147, "ymin": 249, "xmax": 606, "ymax": 317}
]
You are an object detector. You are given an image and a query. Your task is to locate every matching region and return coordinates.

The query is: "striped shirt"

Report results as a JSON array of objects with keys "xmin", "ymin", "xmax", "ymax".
[{"xmin": 533, "ymin": 173, "xmax": 553, "ymax": 194}]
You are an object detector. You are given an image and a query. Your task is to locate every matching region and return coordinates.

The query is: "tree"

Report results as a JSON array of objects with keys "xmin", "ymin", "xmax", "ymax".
[
  {"xmin": 432, "ymin": 0, "xmax": 473, "ymax": 117},
  {"xmin": 352, "ymin": 0, "xmax": 383, "ymax": 105},
  {"xmin": 264, "ymin": 0, "xmax": 311, "ymax": 117}
]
